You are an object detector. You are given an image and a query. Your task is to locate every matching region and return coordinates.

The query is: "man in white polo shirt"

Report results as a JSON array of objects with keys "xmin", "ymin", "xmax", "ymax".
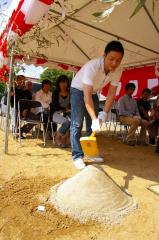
[{"xmin": 70, "ymin": 41, "xmax": 124, "ymax": 169}]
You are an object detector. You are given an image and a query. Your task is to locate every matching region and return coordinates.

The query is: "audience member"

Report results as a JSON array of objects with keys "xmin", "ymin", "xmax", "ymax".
[
  {"xmin": 4, "ymin": 75, "xmax": 32, "ymax": 138},
  {"xmin": 20, "ymin": 80, "xmax": 52, "ymax": 138},
  {"xmin": 137, "ymin": 88, "xmax": 152, "ymax": 121},
  {"xmin": 26, "ymin": 81, "xmax": 33, "ymax": 97},
  {"xmin": 4, "ymin": 75, "xmax": 32, "ymax": 110},
  {"xmin": 34, "ymin": 79, "xmax": 52, "ymax": 113},
  {"xmin": 118, "ymin": 83, "xmax": 148, "ymax": 146},
  {"xmin": 50, "ymin": 75, "xmax": 70, "ymax": 148},
  {"xmin": 148, "ymin": 96, "xmax": 159, "ymax": 144},
  {"xmin": 34, "ymin": 79, "xmax": 52, "ymax": 132}
]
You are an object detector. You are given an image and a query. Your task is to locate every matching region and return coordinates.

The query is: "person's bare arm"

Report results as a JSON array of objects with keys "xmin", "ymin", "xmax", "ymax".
[
  {"xmin": 83, "ymin": 84, "xmax": 96, "ymax": 120},
  {"xmin": 104, "ymin": 84, "xmax": 117, "ymax": 113}
]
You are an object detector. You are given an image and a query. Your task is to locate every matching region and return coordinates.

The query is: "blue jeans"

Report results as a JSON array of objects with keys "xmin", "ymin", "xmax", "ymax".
[
  {"xmin": 70, "ymin": 87, "xmax": 99, "ymax": 160},
  {"xmin": 53, "ymin": 111, "xmax": 70, "ymax": 135},
  {"xmin": 58, "ymin": 119, "xmax": 70, "ymax": 135}
]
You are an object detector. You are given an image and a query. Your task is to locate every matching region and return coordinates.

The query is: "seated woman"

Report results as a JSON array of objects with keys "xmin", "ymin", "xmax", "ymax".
[
  {"xmin": 148, "ymin": 96, "xmax": 159, "ymax": 145},
  {"xmin": 50, "ymin": 75, "xmax": 71, "ymax": 148}
]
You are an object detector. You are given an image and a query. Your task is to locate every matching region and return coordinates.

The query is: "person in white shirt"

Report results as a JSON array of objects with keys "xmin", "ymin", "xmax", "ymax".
[
  {"xmin": 34, "ymin": 79, "xmax": 52, "ymax": 133},
  {"xmin": 70, "ymin": 40, "xmax": 124, "ymax": 169},
  {"xmin": 34, "ymin": 80, "xmax": 52, "ymax": 113}
]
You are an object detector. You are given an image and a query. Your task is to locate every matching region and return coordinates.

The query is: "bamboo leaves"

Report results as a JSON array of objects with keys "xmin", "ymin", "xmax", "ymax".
[
  {"xmin": 129, "ymin": 0, "xmax": 146, "ymax": 19},
  {"xmin": 93, "ymin": 0, "xmax": 158, "ymax": 20}
]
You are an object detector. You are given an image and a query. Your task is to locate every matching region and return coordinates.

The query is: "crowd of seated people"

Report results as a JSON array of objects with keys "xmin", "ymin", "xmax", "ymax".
[
  {"xmin": 3, "ymin": 74, "xmax": 71, "ymax": 147},
  {"xmin": 16, "ymin": 79, "xmax": 52, "ymax": 139},
  {"xmin": 3, "ymin": 73, "xmax": 159, "ymax": 149},
  {"xmin": 118, "ymin": 83, "xmax": 159, "ymax": 146}
]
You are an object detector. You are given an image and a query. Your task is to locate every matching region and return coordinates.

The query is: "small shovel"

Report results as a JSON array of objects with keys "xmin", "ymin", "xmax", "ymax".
[{"xmin": 80, "ymin": 132, "xmax": 99, "ymax": 157}]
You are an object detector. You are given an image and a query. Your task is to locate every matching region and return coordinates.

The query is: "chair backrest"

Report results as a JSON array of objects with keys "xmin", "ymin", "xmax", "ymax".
[{"xmin": 18, "ymin": 99, "xmax": 42, "ymax": 112}]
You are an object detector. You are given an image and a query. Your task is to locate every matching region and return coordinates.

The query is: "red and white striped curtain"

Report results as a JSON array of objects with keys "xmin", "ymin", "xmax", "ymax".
[{"xmin": 0, "ymin": 0, "xmax": 54, "ymax": 82}]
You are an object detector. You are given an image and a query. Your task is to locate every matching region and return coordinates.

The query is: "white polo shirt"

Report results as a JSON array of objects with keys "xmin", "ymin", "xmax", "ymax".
[
  {"xmin": 34, "ymin": 89, "xmax": 52, "ymax": 114},
  {"xmin": 35, "ymin": 89, "xmax": 52, "ymax": 108},
  {"xmin": 71, "ymin": 57, "xmax": 122, "ymax": 93}
]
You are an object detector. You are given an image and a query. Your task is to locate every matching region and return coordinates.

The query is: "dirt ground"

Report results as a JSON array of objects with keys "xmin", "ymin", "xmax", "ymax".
[{"xmin": 0, "ymin": 129, "xmax": 159, "ymax": 240}]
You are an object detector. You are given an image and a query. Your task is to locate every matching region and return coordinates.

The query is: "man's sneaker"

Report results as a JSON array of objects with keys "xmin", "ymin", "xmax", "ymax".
[
  {"xmin": 85, "ymin": 155, "xmax": 104, "ymax": 163},
  {"xmin": 74, "ymin": 158, "xmax": 86, "ymax": 170}
]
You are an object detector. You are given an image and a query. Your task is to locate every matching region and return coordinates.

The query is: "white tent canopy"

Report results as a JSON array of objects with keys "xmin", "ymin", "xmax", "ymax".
[{"xmin": 17, "ymin": 0, "xmax": 159, "ymax": 68}]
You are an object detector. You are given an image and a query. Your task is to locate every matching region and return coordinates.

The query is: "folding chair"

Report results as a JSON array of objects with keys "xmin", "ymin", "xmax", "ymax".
[
  {"xmin": 107, "ymin": 108, "xmax": 129, "ymax": 142},
  {"xmin": 50, "ymin": 121, "xmax": 57, "ymax": 144},
  {"xmin": 18, "ymin": 99, "xmax": 48, "ymax": 146}
]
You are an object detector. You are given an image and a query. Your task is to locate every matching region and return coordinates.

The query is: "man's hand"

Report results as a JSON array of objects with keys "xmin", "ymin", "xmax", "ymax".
[
  {"xmin": 98, "ymin": 111, "xmax": 107, "ymax": 123},
  {"xmin": 91, "ymin": 118, "xmax": 101, "ymax": 132}
]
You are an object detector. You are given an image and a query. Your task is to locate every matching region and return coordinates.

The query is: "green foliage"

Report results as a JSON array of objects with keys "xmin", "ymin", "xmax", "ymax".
[
  {"xmin": 93, "ymin": 0, "xmax": 157, "ymax": 20},
  {"xmin": 39, "ymin": 68, "xmax": 74, "ymax": 90},
  {"xmin": 0, "ymin": 81, "xmax": 5, "ymax": 93},
  {"xmin": 129, "ymin": 0, "xmax": 146, "ymax": 19},
  {"xmin": 0, "ymin": 81, "xmax": 5, "ymax": 101}
]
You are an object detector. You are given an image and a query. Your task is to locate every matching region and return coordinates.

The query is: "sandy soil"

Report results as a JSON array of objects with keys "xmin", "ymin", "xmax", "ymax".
[{"xmin": 0, "ymin": 129, "xmax": 159, "ymax": 240}]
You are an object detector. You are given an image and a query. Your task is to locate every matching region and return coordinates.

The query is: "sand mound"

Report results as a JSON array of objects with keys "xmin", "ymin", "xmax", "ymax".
[{"xmin": 49, "ymin": 165, "xmax": 137, "ymax": 224}]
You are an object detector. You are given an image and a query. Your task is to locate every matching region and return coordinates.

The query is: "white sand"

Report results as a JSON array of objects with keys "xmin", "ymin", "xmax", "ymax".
[{"xmin": 49, "ymin": 165, "xmax": 137, "ymax": 224}]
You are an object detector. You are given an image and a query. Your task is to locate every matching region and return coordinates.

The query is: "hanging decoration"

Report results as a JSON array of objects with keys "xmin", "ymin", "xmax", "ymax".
[{"xmin": 0, "ymin": 0, "xmax": 54, "ymax": 82}]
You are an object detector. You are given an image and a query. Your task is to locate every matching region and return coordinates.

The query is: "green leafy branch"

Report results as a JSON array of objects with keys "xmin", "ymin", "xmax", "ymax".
[{"xmin": 93, "ymin": 0, "xmax": 158, "ymax": 20}]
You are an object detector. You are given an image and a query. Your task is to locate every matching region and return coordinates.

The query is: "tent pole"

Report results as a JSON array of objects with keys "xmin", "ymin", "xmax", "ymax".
[
  {"xmin": 143, "ymin": 5, "xmax": 159, "ymax": 34},
  {"xmin": 58, "ymin": 25, "xmax": 90, "ymax": 60},
  {"xmin": 50, "ymin": 9, "xmax": 159, "ymax": 55},
  {"xmin": 3, "ymin": 45, "xmax": 14, "ymax": 154}
]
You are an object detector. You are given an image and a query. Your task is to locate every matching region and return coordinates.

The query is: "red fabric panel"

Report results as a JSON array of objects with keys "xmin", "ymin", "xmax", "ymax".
[
  {"xmin": 58, "ymin": 63, "xmax": 69, "ymax": 70},
  {"xmin": 0, "ymin": 65, "xmax": 9, "ymax": 82},
  {"xmin": 15, "ymin": 55, "xmax": 24, "ymax": 60},
  {"xmin": 10, "ymin": 11, "xmax": 33, "ymax": 36},
  {"xmin": 39, "ymin": 0, "xmax": 54, "ymax": 4},
  {"xmin": 102, "ymin": 65, "xmax": 159, "ymax": 99},
  {"xmin": 36, "ymin": 58, "xmax": 47, "ymax": 64},
  {"xmin": 74, "ymin": 66, "xmax": 81, "ymax": 71},
  {"xmin": 152, "ymin": 85, "xmax": 159, "ymax": 96},
  {"xmin": 7, "ymin": 0, "xmax": 25, "ymax": 32}
]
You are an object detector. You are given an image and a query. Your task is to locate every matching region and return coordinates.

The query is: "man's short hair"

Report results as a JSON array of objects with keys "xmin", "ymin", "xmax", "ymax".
[
  {"xmin": 105, "ymin": 41, "xmax": 124, "ymax": 55},
  {"xmin": 142, "ymin": 88, "xmax": 151, "ymax": 95},
  {"xmin": 125, "ymin": 82, "xmax": 136, "ymax": 91},
  {"xmin": 41, "ymin": 79, "xmax": 51, "ymax": 88}
]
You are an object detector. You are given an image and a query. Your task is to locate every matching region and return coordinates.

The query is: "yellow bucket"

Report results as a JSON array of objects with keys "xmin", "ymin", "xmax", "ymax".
[{"xmin": 80, "ymin": 132, "xmax": 99, "ymax": 157}]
